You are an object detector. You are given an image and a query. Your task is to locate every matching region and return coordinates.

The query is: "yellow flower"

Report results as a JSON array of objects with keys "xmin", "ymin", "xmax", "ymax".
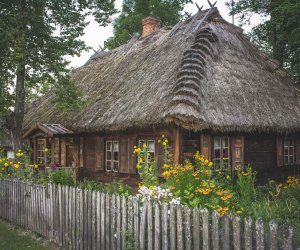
[
  {"xmin": 139, "ymin": 158, "xmax": 143, "ymax": 163},
  {"xmin": 34, "ymin": 164, "xmax": 39, "ymax": 169},
  {"xmin": 44, "ymin": 148, "xmax": 49, "ymax": 152},
  {"xmin": 142, "ymin": 144, "xmax": 147, "ymax": 149},
  {"xmin": 0, "ymin": 159, "xmax": 2, "ymax": 163},
  {"xmin": 158, "ymin": 139, "xmax": 161, "ymax": 143},
  {"xmin": 226, "ymin": 175, "xmax": 231, "ymax": 179},
  {"xmin": 242, "ymin": 172, "xmax": 249, "ymax": 176},
  {"xmin": 204, "ymin": 159, "xmax": 209, "ymax": 164},
  {"xmin": 162, "ymin": 135, "xmax": 165, "ymax": 138},
  {"xmin": 208, "ymin": 162, "xmax": 213, "ymax": 167},
  {"xmin": 136, "ymin": 164, "xmax": 142, "ymax": 169},
  {"xmin": 1, "ymin": 168, "xmax": 4, "ymax": 171},
  {"xmin": 162, "ymin": 142, "xmax": 167, "ymax": 146},
  {"xmin": 164, "ymin": 139, "xmax": 168, "ymax": 144},
  {"xmin": 133, "ymin": 146, "xmax": 137, "ymax": 149},
  {"xmin": 162, "ymin": 171, "xmax": 170, "ymax": 177},
  {"xmin": 14, "ymin": 163, "xmax": 20, "ymax": 169},
  {"xmin": 163, "ymin": 163, "xmax": 169, "ymax": 169},
  {"xmin": 149, "ymin": 167, "xmax": 153, "ymax": 171},
  {"xmin": 218, "ymin": 207, "xmax": 229, "ymax": 216},
  {"xmin": 4, "ymin": 162, "xmax": 8, "ymax": 167},
  {"xmin": 237, "ymin": 210, "xmax": 243, "ymax": 215}
]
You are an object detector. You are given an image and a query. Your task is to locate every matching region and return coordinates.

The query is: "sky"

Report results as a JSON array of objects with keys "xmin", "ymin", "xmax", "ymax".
[{"xmin": 67, "ymin": 0, "xmax": 259, "ymax": 68}]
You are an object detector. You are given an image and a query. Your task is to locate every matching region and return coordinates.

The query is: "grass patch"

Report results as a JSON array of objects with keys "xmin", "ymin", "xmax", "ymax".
[{"xmin": 0, "ymin": 219, "xmax": 59, "ymax": 250}]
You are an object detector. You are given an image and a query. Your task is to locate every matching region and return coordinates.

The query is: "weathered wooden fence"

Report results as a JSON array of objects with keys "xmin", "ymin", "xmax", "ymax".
[{"xmin": 0, "ymin": 179, "xmax": 295, "ymax": 249}]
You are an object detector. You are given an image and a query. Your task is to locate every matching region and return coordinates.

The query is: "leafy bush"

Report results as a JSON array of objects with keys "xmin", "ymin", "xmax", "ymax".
[
  {"xmin": 48, "ymin": 169, "xmax": 74, "ymax": 186},
  {"xmin": 79, "ymin": 179, "xmax": 131, "ymax": 197}
]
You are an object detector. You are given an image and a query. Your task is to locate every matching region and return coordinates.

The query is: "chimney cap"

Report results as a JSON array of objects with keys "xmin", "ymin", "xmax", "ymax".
[
  {"xmin": 142, "ymin": 16, "xmax": 160, "ymax": 25},
  {"xmin": 141, "ymin": 16, "xmax": 161, "ymax": 38}
]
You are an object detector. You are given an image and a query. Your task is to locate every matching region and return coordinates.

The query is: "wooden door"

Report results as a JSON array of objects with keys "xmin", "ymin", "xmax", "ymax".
[{"xmin": 66, "ymin": 145, "xmax": 79, "ymax": 167}]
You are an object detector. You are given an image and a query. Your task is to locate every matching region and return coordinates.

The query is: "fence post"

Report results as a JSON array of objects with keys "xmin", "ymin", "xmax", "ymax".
[
  {"xmin": 256, "ymin": 219, "xmax": 265, "ymax": 250},
  {"xmin": 222, "ymin": 213, "xmax": 230, "ymax": 250},
  {"xmin": 139, "ymin": 200, "xmax": 147, "ymax": 250},
  {"xmin": 233, "ymin": 215, "xmax": 241, "ymax": 250},
  {"xmin": 177, "ymin": 205, "xmax": 184, "ymax": 250},
  {"xmin": 269, "ymin": 220, "xmax": 278, "ymax": 250},
  {"xmin": 161, "ymin": 203, "xmax": 168, "ymax": 250},
  {"xmin": 184, "ymin": 206, "xmax": 192, "ymax": 250},
  {"xmin": 202, "ymin": 208, "xmax": 209, "ymax": 250},
  {"xmin": 148, "ymin": 201, "xmax": 154, "ymax": 250},
  {"xmin": 283, "ymin": 225, "xmax": 293, "ymax": 250},
  {"xmin": 111, "ymin": 194, "xmax": 116, "ymax": 250},
  {"xmin": 212, "ymin": 210, "xmax": 219, "ymax": 250},
  {"xmin": 121, "ymin": 196, "xmax": 127, "ymax": 250},
  {"xmin": 170, "ymin": 204, "xmax": 176, "ymax": 250},
  {"xmin": 244, "ymin": 217, "xmax": 253, "ymax": 250},
  {"xmin": 193, "ymin": 207, "xmax": 200, "ymax": 250},
  {"xmin": 116, "ymin": 195, "xmax": 121, "ymax": 250},
  {"xmin": 133, "ymin": 197, "xmax": 139, "ymax": 249},
  {"xmin": 154, "ymin": 202, "xmax": 161, "ymax": 250}
]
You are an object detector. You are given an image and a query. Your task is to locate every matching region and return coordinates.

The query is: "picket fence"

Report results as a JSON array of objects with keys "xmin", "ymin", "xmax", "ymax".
[{"xmin": 0, "ymin": 179, "xmax": 295, "ymax": 250}]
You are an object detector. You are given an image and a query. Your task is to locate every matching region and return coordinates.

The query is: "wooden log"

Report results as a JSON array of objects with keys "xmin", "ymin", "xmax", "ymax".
[
  {"xmin": 222, "ymin": 213, "xmax": 230, "ymax": 250},
  {"xmin": 202, "ymin": 208, "xmax": 209, "ymax": 250},
  {"xmin": 170, "ymin": 205, "xmax": 176, "ymax": 250},
  {"xmin": 283, "ymin": 225, "xmax": 293, "ymax": 250},
  {"xmin": 244, "ymin": 217, "xmax": 253, "ymax": 250},
  {"xmin": 256, "ymin": 219, "xmax": 265, "ymax": 250},
  {"xmin": 211, "ymin": 211, "xmax": 219, "ymax": 250},
  {"xmin": 154, "ymin": 202, "xmax": 161, "ymax": 250},
  {"xmin": 139, "ymin": 201, "xmax": 147, "ymax": 250},
  {"xmin": 176, "ymin": 205, "xmax": 183, "ymax": 250},
  {"xmin": 269, "ymin": 220, "xmax": 278, "ymax": 250},
  {"xmin": 148, "ymin": 201, "xmax": 153, "ymax": 250},
  {"xmin": 161, "ymin": 203, "xmax": 168, "ymax": 250},
  {"xmin": 233, "ymin": 215, "xmax": 241, "ymax": 250},
  {"xmin": 184, "ymin": 206, "xmax": 191, "ymax": 250}
]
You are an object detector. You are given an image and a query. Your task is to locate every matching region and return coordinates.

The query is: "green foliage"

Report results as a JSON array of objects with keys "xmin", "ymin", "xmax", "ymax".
[
  {"xmin": 106, "ymin": 0, "xmax": 192, "ymax": 49},
  {"xmin": 0, "ymin": 0, "xmax": 117, "ymax": 144},
  {"xmin": 227, "ymin": 0, "xmax": 300, "ymax": 83},
  {"xmin": 79, "ymin": 179, "xmax": 131, "ymax": 197},
  {"xmin": 48, "ymin": 169, "xmax": 74, "ymax": 186},
  {"xmin": 53, "ymin": 77, "xmax": 86, "ymax": 113}
]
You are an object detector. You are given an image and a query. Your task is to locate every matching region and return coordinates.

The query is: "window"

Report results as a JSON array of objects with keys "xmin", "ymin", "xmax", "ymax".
[
  {"xmin": 106, "ymin": 141, "xmax": 119, "ymax": 172},
  {"xmin": 284, "ymin": 138, "xmax": 294, "ymax": 165},
  {"xmin": 213, "ymin": 136, "xmax": 230, "ymax": 170},
  {"xmin": 138, "ymin": 140, "xmax": 155, "ymax": 171},
  {"xmin": 37, "ymin": 139, "xmax": 46, "ymax": 165}
]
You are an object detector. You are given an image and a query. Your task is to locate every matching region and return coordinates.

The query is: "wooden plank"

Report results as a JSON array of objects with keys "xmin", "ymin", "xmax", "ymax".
[
  {"xmin": 283, "ymin": 225, "xmax": 293, "ymax": 250},
  {"xmin": 161, "ymin": 203, "xmax": 168, "ymax": 250},
  {"xmin": 58, "ymin": 185, "xmax": 63, "ymax": 246},
  {"xmin": 176, "ymin": 205, "xmax": 183, "ymax": 250},
  {"xmin": 193, "ymin": 207, "xmax": 200, "ymax": 250},
  {"xmin": 222, "ymin": 213, "xmax": 230, "ymax": 250},
  {"xmin": 173, "ymin": 126, "xmax": 182, "ymax": 165},
  {"xmin": 148, "ymin": 201, "xmax": 153, "ymax": 250},
  {"xmin": 92, "ymin": 191, "xmax": 97, "ymax": 250},
  {"xmin": 133, "ymin": 197, "xmax": 139, "ymax": 248},
  {"xmin": 139, "ymin": 201, "xmax": 147, "ymax": 250},
  {"xmin": 184, "ymin": 206, "xmax": 191, "ymax": 250},
  {"xmin": 211, "ymin": 211, "xmax": 219, "ymax": 250},
  {"xmin": 96, "ymin": 192, "xmax": 101, "ymax": 250},
  {"xmin": 170, "ymin": 205, "xmax": 176, "ymax": 250},
  {"xmin": 111, "ymin": 195, "xmax": 116, "ymax": 250},
  {"xmin": 84, "ymin": 189, "xmax": 89, "ymax": 250},
  {"xmin": 105, "ymin": 193, "xmax": 111, "ymax": 250},
  {"xmin": 202, "ymin": 208, "xmax": 209, "ymax": 250},
  {"xmin": 116, "ymin": 195, "xmax": 121, "ymax": 250},
  {"xmin": 154, "ymin": 202, "xmax": 161, "ymax": 250},
  {"xmin": 244, "ymin": 217, "xmax": 253, "ymax": 250},
  {"xmin": 121, "ymin": 196, "xmax": 127, "ymax": 250},
  {"xmin": 79, "ymin": 188, "xmax": 84, "ymax": 250},
  {"xmin": 269, "ymin": 220, "xmax": 278, "ymax": 250},
  {"xmin": 101, "ymin": 193, "xmax": 106, "ymax": 250},
  {"xmin": 256, "ymin": 219, "xmax": 264, "ymax": 250},
  {"xmin": 233, "ymin": 215, "xmax": 241, "ymax": 250}
]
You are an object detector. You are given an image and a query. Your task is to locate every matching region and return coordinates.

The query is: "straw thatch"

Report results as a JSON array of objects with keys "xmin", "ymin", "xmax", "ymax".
[{"xmin": 23, "ymin": 8, "xmax": 300, "ymax": 134}]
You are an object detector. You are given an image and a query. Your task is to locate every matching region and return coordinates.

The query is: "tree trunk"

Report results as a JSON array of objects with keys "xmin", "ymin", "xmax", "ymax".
[{"xmin": 11, "ymin": 63, "xmax": 26, "ymax": 150}]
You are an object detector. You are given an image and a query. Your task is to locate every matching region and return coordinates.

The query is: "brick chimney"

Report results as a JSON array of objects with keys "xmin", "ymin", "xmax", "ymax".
[{"xmin": 141, "ymin": 16, "xmax": 161, "ymax": 38}]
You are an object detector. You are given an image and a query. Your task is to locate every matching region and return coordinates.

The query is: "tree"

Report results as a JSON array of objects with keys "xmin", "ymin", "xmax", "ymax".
[
  {"xmin": 227, "ymin": 0, "xmax": 300, "ymax": 84},
  {"xmin": 106, "ymin": 0, "xmax": 192, "ymax": 49},
  {"xmin": 0, "ymin": 0, "xmax": 116, "ymax": 149}
]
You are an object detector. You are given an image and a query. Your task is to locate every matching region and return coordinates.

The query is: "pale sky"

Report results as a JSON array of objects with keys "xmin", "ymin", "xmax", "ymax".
[{"xmin": 67, "ymin": 0, "xmax": 259, "ymax": 68}]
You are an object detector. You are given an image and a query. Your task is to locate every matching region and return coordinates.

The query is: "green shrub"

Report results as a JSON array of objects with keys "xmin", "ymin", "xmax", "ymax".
[{"xmin": 48, "ymin": 169, "xmax": 74, "ymax": 186}]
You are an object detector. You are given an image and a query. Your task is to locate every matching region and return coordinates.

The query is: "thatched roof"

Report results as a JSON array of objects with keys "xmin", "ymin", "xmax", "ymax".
[{"xmin": 24, "ymin": 8, "xmax": 300, "ymax": 134}]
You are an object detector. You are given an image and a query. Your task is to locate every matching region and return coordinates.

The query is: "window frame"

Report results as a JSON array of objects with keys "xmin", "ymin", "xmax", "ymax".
[
  {"xmin": 284, "ymin": 137, "xmax": 294, "ymax": 166},
  {"xmin": 213, "ymin": 136, "xmax": 230, "ymax": 171},
  {"xmin": 36, "ymin": 138, "xmax": 46, "ymax": 165},
  {"xmin": 106, "ymin": 140, "xmax": 119, "ymax": 172}
]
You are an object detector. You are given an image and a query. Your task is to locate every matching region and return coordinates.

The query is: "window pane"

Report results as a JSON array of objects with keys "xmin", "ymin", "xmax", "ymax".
[
  {"xmin": 222, "ymin": 137, "xmax": 229, "ymax": 148},
  {"xmin": 214, "ymin": 137, "xmax": 221, "ymax": 148},
  {"xmin": 113, "ymin": 151, "xmax": 119, "ymax": 161},
  {"xmin": 290, "ymin": 156, "xmax": 294, "ymax": 165},
  {"xmin": 284, "ymin": 147, "xmax": 289, "ymax": 156},
  {"xmin": 106, "ymin": 161, "xmax": 112, "ymax": 171},
  {"xmin": 214, "ymin": 149, "xmax": 221, "ymax": 158},
  {"xmin": 107, "ymin": 141, "xmax": 112, "ymax": 151},
  {"xmin": 223, "ymin": 159, "xmax": 229, "ymax": 169},
  {"xmin": 148, "ymin": 152, "xmax": 155, "ymax": 162},
  {"xmin": 113, "ymin": 141, "xmax": 119, "ymax": 152},
  {"xmin": 113, "ymin": 161, "xmax": 119, "ymax": 171},
  {"xmin": 223, "ymin": 148, "xmax": 229, "ymax": 158},
  {"xmin": 107, "ymin": 151, "xmax": 112, "ymax": 160},
  {"xmin": 148, "ymin": 141, "xmax": 155, "ymax": 152},
  {"xmin": 214, "ymin": 160, "xmax": 221, "ymax": 169},
  {"xmin": 284, "ymin": 156, "xmax": 289, "ymax": 165}
]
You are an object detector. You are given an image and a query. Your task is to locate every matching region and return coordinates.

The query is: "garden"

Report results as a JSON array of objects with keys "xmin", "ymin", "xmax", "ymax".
[{"xmin": 0, "ymin": 135, "xmax": 299, "ymax": 245}]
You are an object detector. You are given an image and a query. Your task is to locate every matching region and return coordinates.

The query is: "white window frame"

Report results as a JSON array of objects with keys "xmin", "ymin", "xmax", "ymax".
[
  {"xmin": 284, "ymin": 137, "xmax": 294, "ymax": 165},
  {"xmin": 213, "ymin": 136, "xmax": 230, "ymax": 170},
  {"xmin": 137, "ymin": 140, "xmax": 155, "ymax": 172},
  {"xmin": 106, "ymin": 140, "xmax": 119, "ymax": 172}
]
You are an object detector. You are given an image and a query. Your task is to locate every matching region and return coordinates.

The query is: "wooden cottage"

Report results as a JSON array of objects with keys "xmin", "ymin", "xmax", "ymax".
[{"xmin": 23, "ymin": 8, "xmax": 300, "ymax": 182}]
